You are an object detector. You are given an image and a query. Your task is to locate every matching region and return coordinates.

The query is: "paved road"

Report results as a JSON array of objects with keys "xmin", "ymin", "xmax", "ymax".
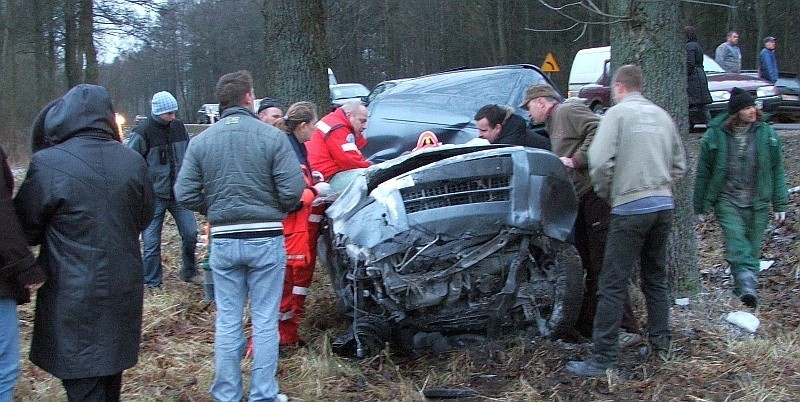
[
  {"xmin": 693, "ymin": 123, "xmax": 800, "ymax": 132},
  {"xmin": 771, "ymin": 123, "xmax": 800, "ymax": 131}
]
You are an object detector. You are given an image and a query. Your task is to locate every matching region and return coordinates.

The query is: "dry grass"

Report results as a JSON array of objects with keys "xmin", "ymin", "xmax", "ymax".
[{"xmin": 12, "ymin": 132, "xmax": 800, "ymax": 401}]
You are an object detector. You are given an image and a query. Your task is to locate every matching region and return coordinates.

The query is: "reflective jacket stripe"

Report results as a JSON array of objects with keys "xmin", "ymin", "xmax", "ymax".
[
  {"xmin": 341, "ymin": 142, "xmax": 359, "ymax": 152},
  {"xmin": 279, "ymin": 311, "xmax": 294, "ymax": 321},
  {"xmin": 292, "ymin": 286, "xmax": 310, "ymax": 296},
  {"xmin": 316, "ymin": 120, "xmax": 332, "ymax": 134},
  {"xmin": 315, "ymin": 120, "xmax": 345, "ymax": 140}
]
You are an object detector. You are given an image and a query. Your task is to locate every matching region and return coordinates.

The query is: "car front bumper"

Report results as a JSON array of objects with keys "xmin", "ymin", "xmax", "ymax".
[{"xmin": 707, "ymin": 95, "xmax": 783, "ymax": 116}]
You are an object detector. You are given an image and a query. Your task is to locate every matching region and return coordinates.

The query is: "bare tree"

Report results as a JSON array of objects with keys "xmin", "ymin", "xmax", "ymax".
[
  {"xmin": 532, "ymin": 0, "xmax": 698, "ymax": 295},
  {"xmin": 262, "ymin": 0, "xmax": 330, "ymax": 111},
  {"xmin": 79, "ymin": 0, "xmax": 98, "ymax": 83}
]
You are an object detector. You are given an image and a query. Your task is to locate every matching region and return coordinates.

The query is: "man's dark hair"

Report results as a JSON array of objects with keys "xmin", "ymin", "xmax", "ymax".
[
  {"xmin": 684, "ymin": 26, "xmax": 697, "ymax": 43},
  {"xmin": 215, "ymin": 70, "xmax": 253, "ymax": 110},
  {"xmin": 613, "ymin": 65, "xmax": 644, "ymax": 92},
  {"xmin": 474, "ymin": 104, "xmax": 508, "ymax": 126}
]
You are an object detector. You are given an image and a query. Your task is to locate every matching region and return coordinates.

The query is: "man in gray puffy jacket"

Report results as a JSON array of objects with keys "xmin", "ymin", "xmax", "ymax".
[{"xmin": 175, "ymin": 70, "xmax": 305, "ymax": 402}]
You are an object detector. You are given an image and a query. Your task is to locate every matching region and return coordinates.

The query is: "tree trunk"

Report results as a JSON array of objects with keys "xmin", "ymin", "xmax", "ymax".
[
  {"xmin": 263, "ymin": 0, "xmax": 329, "ymax": 113},
  {"xmin": 608, "ymin": 0, "xmax": 699, "ymax": 296},
  {"xmin": 495, "ymin": 0, "xmax": 507, "ymax": 64},
  {"xmin": 79, "ymin": 0, "xmax": 98, "ymax": 84},
  {"xmin": 64, "ymin": 0, "xmax": 80, "ymax": 88}
]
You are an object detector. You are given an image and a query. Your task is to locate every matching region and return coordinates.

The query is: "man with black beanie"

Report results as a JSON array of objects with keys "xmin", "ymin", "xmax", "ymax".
[
  {"xmin": 258, "ymin": 98, "xmax": 284, "ymax": 126},
  {"xmin": 694, "ymin": 87, "xmax": 788, "ymax": 308}
]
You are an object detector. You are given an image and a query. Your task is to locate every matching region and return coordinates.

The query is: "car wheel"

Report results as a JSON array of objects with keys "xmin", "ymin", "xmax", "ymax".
[
  {"xmin": 321, "ymin": 219, "xmax": 358, "ymax": 315},
  {"xmin": 352, "ymin": 314, "xmax": 391, "ymax": 357},
  {"xmin": 331, "ymin": 314, "xmax": 390, "ymax": 358},
  {"xmin": 591, "ymin": 103, "xmax": 606, "ymax": 115},
  {"xmin": 526, "ymin": 238, "xmax": 584, "ymax": 338}
]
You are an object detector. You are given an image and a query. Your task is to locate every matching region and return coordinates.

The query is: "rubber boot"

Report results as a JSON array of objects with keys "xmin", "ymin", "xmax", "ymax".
[{"xmin": 734, "ymin": 270, "xmax": 758, "ymax": 308}]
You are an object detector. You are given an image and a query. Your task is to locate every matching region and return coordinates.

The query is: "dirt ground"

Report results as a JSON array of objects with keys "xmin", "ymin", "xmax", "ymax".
[{"xmin": 12, "ymin": 130, "xmax": 800, "ymax": 401}]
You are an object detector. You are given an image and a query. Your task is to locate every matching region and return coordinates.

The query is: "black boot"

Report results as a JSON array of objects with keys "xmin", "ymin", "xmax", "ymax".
[{"xmin": 734, "ymin": 270, "xmax": 758, "ymax": 308}]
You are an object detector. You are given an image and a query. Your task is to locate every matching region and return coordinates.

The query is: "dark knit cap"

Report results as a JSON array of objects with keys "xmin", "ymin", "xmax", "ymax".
[
  {"xmin": 258, "ymin": 98, "xmax": 282, "ymax": 113},
  {"xmin": 728, "ymin": 87, "xmax": 755, "ymax": 115}
]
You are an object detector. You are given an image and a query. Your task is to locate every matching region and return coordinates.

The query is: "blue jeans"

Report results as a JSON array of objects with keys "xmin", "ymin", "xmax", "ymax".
[
  {"xmin": 142, "ymin": 197, "xmax": 198, "ymax": 286},
  {"xmin": 0, "ymin": 299, "xmax": 20, "ymax": 402},
  {"xmin": 592, "ymin": 210, "xmax": 673, "ymax": 363},
  {"xmin": 209, "ymin": 235, "xmax": 285, "ymax": 402}
]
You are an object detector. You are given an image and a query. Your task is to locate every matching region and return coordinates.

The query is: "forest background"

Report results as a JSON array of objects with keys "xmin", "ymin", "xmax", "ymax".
[{"xmin": 1, "ymin": 0, "xmax": 797, "ymax": 163}]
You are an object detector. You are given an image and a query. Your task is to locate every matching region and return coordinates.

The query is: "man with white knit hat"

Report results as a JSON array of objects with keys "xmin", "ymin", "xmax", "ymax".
[{"xmin": 127, "ymin": 91, "xmax": 201, "ymax": 290}]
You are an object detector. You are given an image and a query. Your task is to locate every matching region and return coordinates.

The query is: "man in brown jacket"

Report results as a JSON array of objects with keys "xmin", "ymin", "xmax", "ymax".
[{"xmin": 521, "ymin": 84, "xmax": 641, "ymax": 347}]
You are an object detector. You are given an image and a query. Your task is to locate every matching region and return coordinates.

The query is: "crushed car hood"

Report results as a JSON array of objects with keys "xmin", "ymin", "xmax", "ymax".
[{"xmin": 326, "ymin": 144, "xmax": 577, "ymax": 258}]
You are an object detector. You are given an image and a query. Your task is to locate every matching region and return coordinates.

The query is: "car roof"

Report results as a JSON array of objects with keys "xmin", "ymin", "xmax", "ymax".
[
  {"xmin": 379, "ymin": 64, "xmax": 559, "ymax": 99},
  {"xmin": 362, "ymin": 64, "xmax": 558, "ymax": 162},
  {"xmin": 369, "ymin": 65, "xmax": 560, "ymax": 119}
]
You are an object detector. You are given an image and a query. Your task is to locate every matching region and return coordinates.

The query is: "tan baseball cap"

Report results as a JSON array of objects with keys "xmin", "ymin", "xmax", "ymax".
[{"xmin": 519, "ymin": 84, "xmax": 559, "ymax": 109}]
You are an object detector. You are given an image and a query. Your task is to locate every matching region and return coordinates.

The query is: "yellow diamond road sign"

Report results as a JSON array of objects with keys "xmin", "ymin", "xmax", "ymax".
[{"xmin": 542, "ymin": 53, "xmax": 560, "ymax": 73}]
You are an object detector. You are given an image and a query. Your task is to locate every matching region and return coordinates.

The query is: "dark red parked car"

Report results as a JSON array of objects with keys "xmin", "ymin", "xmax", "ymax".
[{"xmin": 578, "ymin": 56, "xmax": 784, "ymax": 127}]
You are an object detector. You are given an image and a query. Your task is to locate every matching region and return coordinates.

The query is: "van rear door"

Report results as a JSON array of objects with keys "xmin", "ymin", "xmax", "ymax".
[{"xmin": 568, "ymin": 46, "xmax": 610, "ymax": 97}]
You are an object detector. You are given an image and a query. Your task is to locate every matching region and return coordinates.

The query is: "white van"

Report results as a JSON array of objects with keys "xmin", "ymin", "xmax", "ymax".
[
  {"xmin": 328, "ymin": 68, "xmax": 338, "ymax": 85},
  {"xmin": 567, "ymin": 46, "xmax": 610, "ymax": 98}
]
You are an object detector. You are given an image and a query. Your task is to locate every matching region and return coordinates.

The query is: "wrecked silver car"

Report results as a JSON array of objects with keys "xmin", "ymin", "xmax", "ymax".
[{"xmin": 321, "ymin": 143, "xmax": 584, "ymax": 357}]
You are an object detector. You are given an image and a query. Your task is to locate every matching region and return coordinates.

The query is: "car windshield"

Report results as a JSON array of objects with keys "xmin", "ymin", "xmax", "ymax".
[
  {"xmin": 703, "ymin": 55, "xmax": 726, "ymax": 74},
  {"xmin": 332, "ymin": 85, "xmax": 369, "ymax": 99}
]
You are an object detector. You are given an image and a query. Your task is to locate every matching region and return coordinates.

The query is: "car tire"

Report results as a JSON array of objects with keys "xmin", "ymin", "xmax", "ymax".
[
  {"xmin": 321, "ymin": 219, "xmax": 358, "ymax": 315},
  {"xmin": 591, "ymin": 103, "xmax": 606, "ymax": 115},
  {"xmin": 352, "ymin": 314, "xmax": 390, "ymax": 358},
  {"xmin": 528, "ymin": 238, "xmax": 584, "ymax": 338}
]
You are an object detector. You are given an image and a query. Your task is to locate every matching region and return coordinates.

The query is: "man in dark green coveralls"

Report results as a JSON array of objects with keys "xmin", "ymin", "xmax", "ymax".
[{"xmin": 694, "ymin": 87, "xmax": 788, "ymax": 308}]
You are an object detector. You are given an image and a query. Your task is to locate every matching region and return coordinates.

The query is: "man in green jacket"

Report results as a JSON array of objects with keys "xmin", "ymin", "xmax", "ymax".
[
  {"xmin": 693, "ymin": 87, "xmax": 788, "ymax": 308},
  {"xmin": 522, "ymin": 84, "xmax": 641, "ymax": 347}
]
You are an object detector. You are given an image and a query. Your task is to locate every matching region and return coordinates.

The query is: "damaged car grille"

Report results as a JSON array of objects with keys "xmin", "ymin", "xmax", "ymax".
[
  {"xmin": 401, "ymin": 175, "xmax": 512, "ymax": 213},
  {"xmin": 322, "ymin": 145, "xmax": 584, "ymax": 358}
]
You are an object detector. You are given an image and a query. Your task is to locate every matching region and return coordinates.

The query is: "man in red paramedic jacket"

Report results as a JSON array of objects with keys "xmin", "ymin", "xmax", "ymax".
[
  {"xmin": 306, "ymin": 101, "xmax": 370, "ymax": 189},
  {"xmin": 305, "ymin": 101, "xmax": 371, "ymax": 290}
]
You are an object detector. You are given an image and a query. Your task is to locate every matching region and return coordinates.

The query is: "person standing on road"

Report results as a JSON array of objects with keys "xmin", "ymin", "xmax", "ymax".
[
  {"xmin": 686, "ymin": 26, "xmax": 713, "ymax": 124},
  {"xmin": 175, "ymin": 70, "xmax": 305, "ymax": 402},
  {"xmin": 715, "ymin": 31, "xmax": 742, "ymax": 73},
  {"xmin": 522, "ymin": 84, "xmax": 641, "ymax": 347},
  {"xmin": 273, "ymin": 101, "xmax": 330, "ymax": 350},
  {"xmin": 694, "ymin": 87, "xmax": 787, "ymax": 308},
  {"xmin": 127, "ymin": 91, "xmax": 201, "ymax": 289},
  {"xmin": 0, "ymin": 146, "xmax": 46, "ymax": 402},
  {"xmin": 473, "ymin": 104, "xmax": 550, "ymax": 150},
  {"xmin": 258, "ymin": 98, "xmax": 284, "ymax": 126},
  {"xmin": 567, "ymin": 65, "xmax": 687, "ymax": 377},
  {"xmin": 759, "ymin": 36, "xmax": 779, "ymax": 84},
  {"xmin": 14, "ymin": 84, "xmax": 154, "ymax": 400}
]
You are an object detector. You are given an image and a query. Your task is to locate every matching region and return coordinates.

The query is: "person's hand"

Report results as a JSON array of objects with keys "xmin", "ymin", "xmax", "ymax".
[
  {"xmin": 311, "ymin": 171, "xmax": 324, "ymax": 184},
  {"xmin": 26, "ymin": 281, "xmax": 45, "ymax": 297},
  {"xmin": 696, "ymin": 214, "xmax": 706, "ymax": 223},
  {"xmin": 774, "ymin": 211, "xmax": 786, "ymax": 224},
  {"xmin": 559, "ymin": 156, "xmax": 575, "ymax": 169},
  {"xmin": 313, "ymin": 182, "xmax": 331, "ymax": 197}
]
